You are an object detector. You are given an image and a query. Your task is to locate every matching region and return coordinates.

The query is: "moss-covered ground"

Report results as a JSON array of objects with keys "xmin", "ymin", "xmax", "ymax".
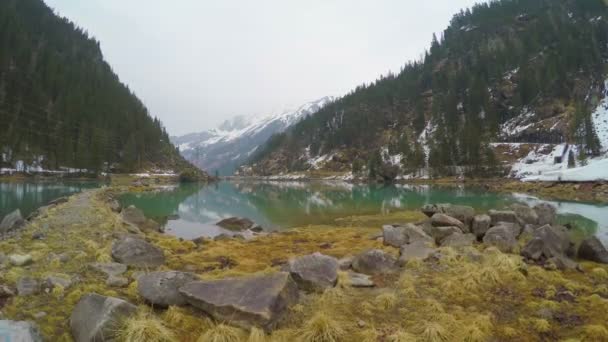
[{"xmin": 1, "ymin": 189, "xmax": 607, "ymax": 341}]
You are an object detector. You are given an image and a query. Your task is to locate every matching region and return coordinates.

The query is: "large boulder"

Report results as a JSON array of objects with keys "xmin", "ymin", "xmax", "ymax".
[
  {"xmin": 284, "ymin": 253, "xmax": 338, "ymax": 292},
  {"xmin": 382, "ymin": 224, "xmax": 433, "ymax": 248},
  {"xmin": 421, "ymin": 204, "xmax": 475, "ymax": 230},
  {"xmin": 216, "ymin": 217, "xmax": 260, "ymax": 232},
  {"xmin": 578, "ymin": 236, "xmax": 608, "ymax": 264},
  {"xmin": 534, "ymin": 203, "xmax": 557, "ymax": 226},
  {"xmin": 179, "ymin": 272, "xmax": 299, "ymax": 330},
  {"xmin": 0, "ymin": 209, "xmax": 24, "ymax": 234},
  {"xmin": 120, "ymin": 206, "xmax": 160, "ymax": 232},
  {"xmin": 70, "ymin": 293, "xmax": 137, "ymax": 342},
  {"xmin": 398, "ymin": 242, "xmax": 436, "ymax": 266},
  {"xmin": 521, "ymin": 225, "xmax": 577, "ymax": 270},
  {"xmin": 488, "ymin": 210, "xmax": 520, "ymax": 226},
  {"xmin": 352, "ymin": 249, "xmax": 398, "ymax": 275},
  {"xmin": 430, "ymin": 226, "xmax": 462, "ymax": 245},
  {"xmin": 138, "ymin": 271, "xmax": 199, "ymax": 307},
  {"xmin": 111, "ymin": 236, "xmax": 165, "ymax": 268},
  {"xmin": 431, "ymin": 213, "xmax": 465, "ymax": 230},
  {"xmin": 472, "ymin": 214, "xmax": 491, "ymax": 239},
  {"xmin": 0, "ymin": 321, "xmax": 43, "ymax": 342},
  {"xmin": 482, "ymin": 226, "xmax": 518, "ymax": 253},
  {"xmin": 512, "ymin": 204, "xmax": 539, "ymax": 225}
]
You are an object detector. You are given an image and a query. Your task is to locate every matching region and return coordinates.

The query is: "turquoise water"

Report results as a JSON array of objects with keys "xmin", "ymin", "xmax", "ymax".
[
  {"xmin": 120, "ymin": 181, "xmax": 608, "ymax": 241},
  {"xmin": 0, "ymin": 181, "xmax": 100, "ymax": 219}
]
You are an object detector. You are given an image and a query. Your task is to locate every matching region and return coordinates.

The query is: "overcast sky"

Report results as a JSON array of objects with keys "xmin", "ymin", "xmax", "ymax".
[{"xmin": 44, "ymin": 0, "xmax": 482, "ymax": 136}]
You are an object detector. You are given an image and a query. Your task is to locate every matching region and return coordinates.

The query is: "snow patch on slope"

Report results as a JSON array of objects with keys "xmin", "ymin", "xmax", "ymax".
[{"xmin": 592, "ymin": 80, "xmax": 608, "ymax": 152}]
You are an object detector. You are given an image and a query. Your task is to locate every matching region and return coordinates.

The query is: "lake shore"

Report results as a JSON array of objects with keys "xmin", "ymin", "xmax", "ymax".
[{"xmin": 1, "ymin": 185, "xmax": 608, "ymax": 341}]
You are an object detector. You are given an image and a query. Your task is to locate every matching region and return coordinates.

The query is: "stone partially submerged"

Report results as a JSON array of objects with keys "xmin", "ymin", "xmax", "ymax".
[
  {"xmin": 70, "ymin": 293, "xmax": 137, "ymax": 342},
  {"xmin": 179, "ymin": 272, "xmax": 299, "ymax": 330},
  {"xmin": 120, "ymin": 205, "xmax": 161, "ymax": 232},
  {"xmin": 284, "ymin": 252, "xmax": 338, "ymax": 292},
  {"xmin": 0, "ymin": 320, "xmax": 43, "ymax": 342},
  {"xmin": 138, "ymin": 271, "xmax": 199, "ymax": 307},
  {"xmin": 0, "ymin": 209, "xmax": 24, "ymax": 234},
  {"xmin": 352, "ymin": 249, "xmax": 398, "ymax": 275},
  {"xmin": 111, "ymin": 236, "xmax": 165, "ymax": 268},
  {"xmin": 216, "ymin": 217, "xmax": 260, "ymax": 232}
]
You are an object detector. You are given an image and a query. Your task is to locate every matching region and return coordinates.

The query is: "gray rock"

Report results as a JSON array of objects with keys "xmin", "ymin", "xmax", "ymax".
[
  {"xmin": 347, "ymin": 272, "xmax": 375, "ymax": 287},
  {"xmin": 534, "ymin": 203, "xmax": 557, "ymax": 226},
  {"xmin": 48, "ymin": 196, "xmax": 69, "ymax": 205},
  {"xmin": 398, "ymin": 241, "xmax": 435, "ymax": 266},
  {"xmin": 495, "ymin": 221, "xmax": 523, "ymax": 238},
  {"xmin": 17, "ymin": 277, "xmax": 39, "ymax": 296},
  {"xmin": 111, "ymin": 236, "xmax": 165, "ymax": 268},
  {"xmin": 352, "ymin": 249, "xmax": 398, "ymax": 275},
  {"xmin": 106, "ymin": 276, "xmax": 129, "ymax": 287},
  {"xmin": 472, "ymin": 214, "xmax": 491, "ymax": 239},
  {"xmin": 216, "ymin": 217, "xmax": 258, "ymax": 232},
  {"xmin": 338, "ymin": 257, "xmax": 353, "ymax": 270},
  {"xmin": 521, "ymin": 225, "xmax": 577, "ymax": 270},
  {"xmin": 403, "ymin": 224, "xmax": 434, "ymax": 244},
  {"xmin": 137, "ymin": 271, "xmax": 199, "ymax": 307},
  {"xmin": 440, "ymin": 233, "xmax": 476, "ymax": 248},
  {"xmin": 431, "ymin": 226, "xmax": 462, "ymax": 244},
  {"xmin": 70, "ymin": 293, "xmax": 137, "ymax": 342},
  {"xmin": 0, "ymin": 285, "xmax": 15, "ymax": 297},
  {"xmin": 9, "ymin": 254, "xmax": 33, "ymax": 267},
  {"xmin": 179, "ymin": 272, "xmax": 299, "ymax": 330},
  {"xmin": 284, "ymin": 253, "xmax": 338, "ymax": 292},
  {"xmin": 0, "ymin": 320, "xmax": 43, "ymax": 342},
  {"xmin": 431, "ymin": 213, "xmax": 465, "ymax": 230},
  {"xmin": 26, "ymin": 205, "xmax": 54, "ymax": 221},
  {"xmin": 89, "ymin": 262, "xmax": 127, "ymax": 277},
  {"xmin": 578, "ymin": 236, "xmax": 608, "ymax": 264},
  {"xmin": 0, "ymin": 210, "xmax": 25, "ymax": 234},
  {"xmin": 421, "ymin": 204, "xmax": 475, "ymax": 230},
  {"xmin": 483, "ymin": 226, "xmax": 518, "ymax": 253},
  {"xmin": 488, "ymin": 210, "xmax": 520, "ymax": 226},
  {"xmin": 382, "ymin": 225, "xmax": 408, "ymax": 247},
  {"xmin": 43, "ymin": 275, "xmax": 72, "ymax": 290},
  {"xmin": 120, "ymin": 206, "xmax": 160, "ymax": 232},
  {"xmin": 512, "ymin": 204, "xmax": 539, "ymax": 225}
]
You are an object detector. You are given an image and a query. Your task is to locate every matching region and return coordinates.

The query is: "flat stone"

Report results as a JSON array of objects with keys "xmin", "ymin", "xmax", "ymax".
[
  {"xmin": 352, "ymin": 249, "xmax": 398, "ymax": 275},
  {"xmin": 17, "ymin": 277, "xmax": 39, "ymax": 296},
  {"xmin": 137, "ymin": 271, "xmax": 199, "ymax": 307},
  {"xmin": 398, "ymin": 241, "xmax": 436, "ymax": 266},
  {"xmin": 0, "ymin": 210, "xmax": 25, "ymax": 234},
  {"xmin": 43, "ymin": 275, "xmax": 72, "ymax": 290},
  {"xmin": 106, "ymin": 276, "xmax": 129, "ymax": 287},
  {"xmin": 0, "ymin": 320, "xmax": 43, "ymax": 342},
  {"xmin": 483, "ymin": 226, "xmax": 518, "ymax": 253},
  {"xmin": 216, "ymin": 217, "xmax": 257, "ymax": 232},
  {"xmin": 70, "ymin": 293, "xmax": 137, "ymax": 342},
  {"xmin": 111, "ymin": 236, "xmax": 165, "ymax": 268},
  {"xmin": 284, "ymin": 253, "xmax": 338, "ymax": 292},
  {"xmin": 89, "ymin": 262, "xmax": 127, "ymax": 277},
  {"xmin": 440, "ymin": 233, "xmax": 475, "ymax": 248},
  {"xmin": 578, "ymin": 236, "xmax": 608, "ymax": 264},
  {"xmin": 179, "ymin": 272, "xmax": 299, "ymax": 330},
  {"xmin": 472, "ymin": 214, "xmax": 491, "ymax": 239},
  {"xmin": 9, "ymin": 254, "xmax": 33, "ymax": 267},
  {"xmin": 347, "ymin": 272, "xmax": 375, "ymax": 287},
  {"xmin": 431, "ymin": 213, "xmax": 465, "ymax": 230}
]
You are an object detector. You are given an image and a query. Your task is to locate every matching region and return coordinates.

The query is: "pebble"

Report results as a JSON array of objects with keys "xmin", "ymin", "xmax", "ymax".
[{"xmin": 106, "ymin": 275, "xmax": 129, "ymax": 287}]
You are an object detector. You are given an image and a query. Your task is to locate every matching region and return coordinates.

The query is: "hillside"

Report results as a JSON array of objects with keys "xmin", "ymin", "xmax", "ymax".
[
  {"xmin": 246, "ymin": 0, "xmax": 608, "ymax": 181},
  {"xmin": 172, "ymin": 97, "xmax": 333, "ymax": 175},
  {"xmin": 0, "ymin": 0, "xmax": 206, "ymax": 177}
]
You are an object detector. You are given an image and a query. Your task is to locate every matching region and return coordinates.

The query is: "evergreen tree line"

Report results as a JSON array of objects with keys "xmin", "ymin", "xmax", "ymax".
[
  {"xmin": 250, "ymin": 0, "xmax": 608, "ymax": 178},
  {"xmin": 0, "ymin": 0, "xmax": 182, "ymax": 173}
]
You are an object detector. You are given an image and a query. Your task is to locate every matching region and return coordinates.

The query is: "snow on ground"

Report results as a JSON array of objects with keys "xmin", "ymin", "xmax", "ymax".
[
  {"xmin": 522, "ymin": 157, "xmax": 608, "ymax": 182},
  {"xmin": 500, "ymin": 108, "xmax": 535, "ymax": 137},
  {"xmin": 511, "ymin": 143, "xmax": 571, "ymax": 179},
  {"xmin": 309, "ymin": 153, "xmax": 334, "ymax": 170}
]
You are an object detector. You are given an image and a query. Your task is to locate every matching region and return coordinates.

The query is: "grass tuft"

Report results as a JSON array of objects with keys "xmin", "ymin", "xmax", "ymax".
[
  {"xmin": 299, "ymin": 312, "xmax": 345, "ymax": 342},
  {"xmin": 248, "ymin": 327, "xmax": 267, "ymax": 342},
  {"xmin": 119, "ymin": 309, "xmax": 176, "ymax": 342},
  {"xmin": 388, "ymin": 330, "xmax": 417, "ymax": 342},
  {"xmin": 375, "ymin": 292, "xmax": 398, "ymax": 310},
  {"xmin": 197, "ymin": 323, "xmax": 244, "ymax": 342},
  {"xmin": 583, "ymin": 325, "xmax": 608, "ymax": 341},
  {"xmin": 420, "ymin": 322, "xmax": 450, "ymax": 342}
]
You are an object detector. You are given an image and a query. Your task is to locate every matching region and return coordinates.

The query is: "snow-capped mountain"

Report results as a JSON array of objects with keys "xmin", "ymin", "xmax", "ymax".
[{"xmin": 172, "ymin": 96, "xmax": 335, "ymax": 175}]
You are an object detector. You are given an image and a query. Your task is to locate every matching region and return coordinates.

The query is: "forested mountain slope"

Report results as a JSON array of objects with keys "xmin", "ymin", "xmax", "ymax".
[
  {"xmin": 246, "ymin": 0, "xmax": 608, "ymax": 180},
  {"xmin": 0, "ymin": 0, "xmax": 203, "ymax": 176}
]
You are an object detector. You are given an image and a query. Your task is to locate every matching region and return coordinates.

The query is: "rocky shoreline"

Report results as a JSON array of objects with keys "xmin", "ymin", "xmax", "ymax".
[{"xmin": 1, "ymin": 188, "xmax": 608, "ymax": 341}]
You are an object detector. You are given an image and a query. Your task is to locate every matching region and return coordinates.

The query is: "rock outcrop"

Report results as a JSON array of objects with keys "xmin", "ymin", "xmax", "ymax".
[
  {"xmin": 179, "ymin": 272, "xmax": 299, "ymax": 330},
  {"xmin": 284, "ymin": 253, "xmax": 338, "ymax": 292},
  {"xmin": 111, "ymin": 236, "xmax": 165, "ymax": 268},
  {"xmin": 70, "ymin": 293, "xmax": 137, "ymax": 342},
  {"xmin": 138, "ymin": 271, "xmax": 199, "ymax": 307}
]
